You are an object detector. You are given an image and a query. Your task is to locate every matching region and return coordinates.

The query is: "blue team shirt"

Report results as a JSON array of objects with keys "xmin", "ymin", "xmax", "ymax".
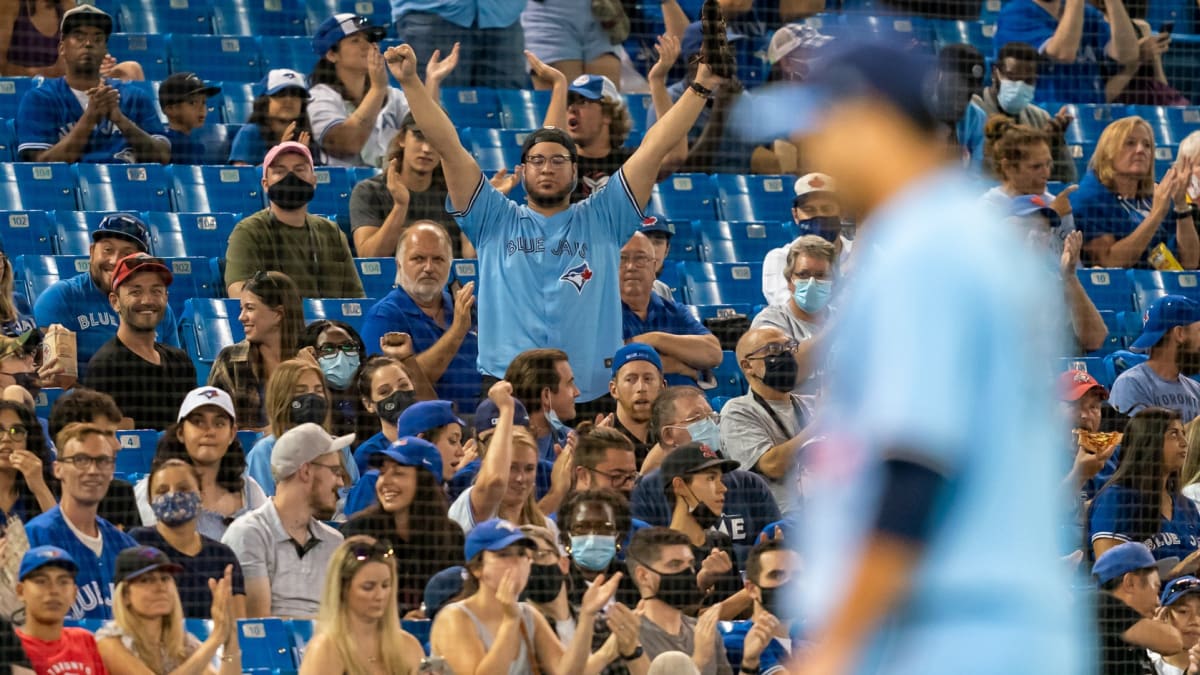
[
  {"xmin": 993, "ymin": 0, "xmax": 1111, "ymax": 104},
  {"xmin": 802, "ymin": 169, "xmax": 1087, "ymax": 674},
  {"xmin": 452, "ymin": 170, "xmax": 643, "ymax": 402},
  {"xmin": 721, "ymin": 620, "xmax": 803, "ymax": 674},
  {"xmin": 1070, "ymin": 171, "xmax": 1176, "ymax": 268},
  {"xmin": 351, "ymin": 431, "xmax": 393, "ymax": 477},
  {"xmin": 24, "ymin": 506, "xmax": 137, "ymax": 620},
  {"xmin": 1090, "ymin": 484, "xmax": 1200, "ymax": 561},
  {"xmin": 390, "ymin": 0, "xmax": 526, "ymax": 29},
  {"xmin": 360, "ymin": 288, "xmax": 480, "ymax": 414},
  {"xmin": 228, "ymin": 124, "xmax": 270, "ymax": 165},
  {"xmin": 33, "ymin": 272, "xmax": 180, "ymax": 379},
  {"xmin": 165, "ymin": 128, "xmax": 205, "ymax": 165},
  {"xmin": 622, "ymin": 293, "xmax": 713, "ymax": 387},
  {"xmin": 16, "ymin": 78, "xmax": 168, "ymax": 163}
]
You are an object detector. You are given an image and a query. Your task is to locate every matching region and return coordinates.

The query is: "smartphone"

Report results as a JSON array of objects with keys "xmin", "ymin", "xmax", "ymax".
[{"xmin": 1161, "ymin": 20, "xmax": 1174, "ymax": 35}]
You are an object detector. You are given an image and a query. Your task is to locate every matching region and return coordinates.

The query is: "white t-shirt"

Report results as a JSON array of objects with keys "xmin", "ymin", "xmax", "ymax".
[
  {"xmin": 63, "ymin": 515, "xmax": 103, "ymax": 556},
  {"xmin": 448, "ymin": 486, "xmax": 560, "ymax": 542},
  {"xmin": 308, "ymin": 84, "xmax": 410, "ymax": 168},
  {"xmin": 761, "ymin": 235, "xmax": 853, "ymax": 306}
]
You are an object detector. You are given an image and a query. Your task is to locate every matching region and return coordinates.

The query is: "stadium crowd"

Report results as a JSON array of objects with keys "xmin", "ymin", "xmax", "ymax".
[{"xmin": 0, "ymin": 0, "xmax": 1199, "ymax": 673}]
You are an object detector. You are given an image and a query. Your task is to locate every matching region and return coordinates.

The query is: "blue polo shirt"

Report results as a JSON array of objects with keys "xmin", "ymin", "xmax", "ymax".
[
  {"xmin": 33, "ymin": 272, "xmax": 180, "ymax": 379},
  {"xmin": 16, "ymin": 77, "xmax": 168, "ymax": 162},
  {"xmin": 622, "ymin": 293, "xmax": 714, "ymax": 387},
  {"xmin": 1090, "ymin": 484, "xmax": 1200, "ymax": 561},
  {"xmin": 390, "ymin": 0, "xmax": 526, "ymax": 29},
  {"xmin": 993, "ymin": 0, "xmax": 1112, "ymax": 104},
  {"xmin": 360, "ymin": 287, "xmax": 480, "ymax": 414},
  {"xmin": 1070, "ymin": 171, "xmax": 1176, "ymax": 268},
  {"xmin": 24, "ymin": 506, "xmax": 137, "ymax": 620}
]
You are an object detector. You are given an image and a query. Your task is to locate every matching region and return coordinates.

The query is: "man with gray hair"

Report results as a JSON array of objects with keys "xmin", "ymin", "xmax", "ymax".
[
  {"xmin": 751, "ymin": 235, "xmax": 835, "ymax": 395},
  {"xmin": 221, "ymin": 423, "xmax": 349, "ymax": 618},
  {"xmin": 360, "ymin": 221, "xmax": 479, "ymax": 412}
]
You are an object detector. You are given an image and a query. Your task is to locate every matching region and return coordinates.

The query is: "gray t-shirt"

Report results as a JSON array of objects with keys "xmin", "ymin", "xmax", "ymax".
[
  {"xmin": 719, "ymin": 392, "xmax": 812, "ymax": 512},
  {"xmin": 749, "ymin": 305, "xmax": 826, "ymax": 395},
  {"xmin": 1109, "ymin": 362, "xmax": 1200, "ymax": 421},
  {"xmin": 639, "ymin": 614, "xmax": 732, "ymax": 675},
  {"xmin": 348, "ymin": 173, "xmax": 466, "ymax": 258}
]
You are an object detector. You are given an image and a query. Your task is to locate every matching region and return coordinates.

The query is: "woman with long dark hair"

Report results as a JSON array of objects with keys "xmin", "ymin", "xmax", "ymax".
[
  {"xmin": 301, "ymin": 320, "xmax": 366, "ymax": 439},
  {"xmin": 350, "ymin": 355, "xmax": 417, "ymax": 473},
  {"xmin": 229, "ymin": 68, "xmax": 316, "ymax": 166},
  {"xmin": 0, "ymin": 399, "xmax": 54, "ymax": 526}
]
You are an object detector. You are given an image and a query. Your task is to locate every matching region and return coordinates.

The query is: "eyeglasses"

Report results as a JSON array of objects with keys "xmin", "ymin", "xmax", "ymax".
[
  {"xmin": 317, "ymin": 343, "xmax": 360, "ymax": 358},
  {"xmin": 669, "ymin": 412, "xmax": 720, "ymax": 429},
  {"xmin": 0, "ymin": 425, "xmax": 29, "ymax": 440},
  {"xmin": 619, "ymin": 254, "xmax": 657, "ymax": 269},
  {"xmin": 58, "ymin": 454, "xmax": 115, "ymax": 470},
  {"xmin": 348, "ymin": 540, "xmax": 395, "ymax": 563},
  {"xmin": 309, "ymin": 460, "xmax": 343, "ymax": 475},
  {"xmin": 525, "ymin": 154, "xmax": 573, "ymax": 168},
  {"xmin": 747, "ymin": 340, "xmax": 801, "ymax": 359},
  {"xmin": 587, "ymin": 467, "xmax": 640, "ymax": 488},
  {"xmin": 531, "ymin": 548, "xmax": 559, "ymax": 565}
]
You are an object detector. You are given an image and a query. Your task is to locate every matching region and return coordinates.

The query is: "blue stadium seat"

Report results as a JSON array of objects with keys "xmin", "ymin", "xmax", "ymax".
[
  {"xmin": 311, "ymin": 167, "xmax": 356, "ymax": 226},
  {"xmin": 304, "ymin": 298, "xmax": 373, "ymax": 334},
  {"xmin": 285, "ymin": 619, "xmax": 315, "ymax": 665},
  {"xmin": 1164, "ymin": 107, "xmax": 1200, "ymax": 143},
  {"xmin": 402, "ymin": 620, "xmax": 432, "ymax": 653},
  {"xmin": 654, "ymin": 219, "xmax": 700, "ymax": 262},
  {"xmin": 930, "ymin": 19, "xmax": 996, "ymax": 51},
  {"xmin": 184, "ymin": 619, "xmax": 213, "ymax": 642},
  {"xmin": 169, "ymin": 35, "xmax": 264, "ymax": 83},
  {"xmin": 118, "ymin": 0, "xmax": 212, "ymax": 34},
  {"xmin": 698, "ymin": 226, "xmax": 784, "ymax": 264},
  {"xmin": 146, "ymin": 212, "xmax": 240, "ymax": 260},
  {"xmin": 0, "ymin": 78, "xmax": 34, "ymax": 119},
  {"xmin": 1088, "ymin": 310, "xmax": 1123, "ymax": 357},
  {"xmin": 115, "ymin": 430, "xmax": 161, "ymax": 476},
  {"xmin": 450, "ymin": 259, "xmax": 478, "ymax": 292},
  {"xmin": 212, "ymin": 0, "xmax": 309, "ymax": 36},
  {"xmin": 1130, "ymin": 269, "xmax": 1200, "ymax": 310},
  {"xmin": 1155, "ymin": 144, "xmax": 1177, "ymax": 180},
  {"xmin": 622, "ymin": 94, "xmax": 653, "ymax": 134},
  {"xmin": 354, "ymin": 258, "xmax": 398, "ymax": 298},
  {"xmin": 680, "ymin": 262, "xmax": 762, "ymax": 306},
  {"xmin": 1103, "ymin": 350, "xmax": 1147, "ymax": 386},
  {"xmin": 0, "ymin": 163, "xmax": 78, "ymax": 211},
  {"xmin": 305, "ymin": 0, "xmax": 393, "ymax": 33},
  {"xmin": 237, "ymin": 618, "xmax": 298, "ymax": 674},
  {"xmin": 14, "ymin": 255, "xmax": 89, "ymax": 301},
  {"xmin": 1077, "ymin": 268, "xmax": 1134, "ymax": 312},
  {"xmin": 658, "ymin": 262, "xmax": 681, "ymax": 301},
  {"xmin": 170, "ymin": 165, "xmax": 266, "ymax": 214},
  {"xmin": 219, "ymin": 83, "xmax": 257, "ymax": 127},
  {"xmin": 237, "ymin": 429, "xmax": 262, "ymax": 451},
  {"xmin": 462, "ymin": 128, "xmax": 525, "ymax": 173},
  {"xmin": 1114, "ymin": 310, "xmax": 1144, "ymax": 348},
  {"xmin": 107, "ymin": 33, "xmax": 169, "ymax": 80},
  {"xmin": 0, "ymin": 211, "xmax": 55, "ymax": 257},
  {"xmin": 707, "ymin": 350, "xmax": 747, "ymax": 399},
  {"xmin": 179, "ymin": 298, "xmax": 241, "ymax": 382},
  {"xmin": 54, "ymin": 211, "xmax": 119, "ymax": 256},
  {"xmin": 1063, "ymin": 104, "xmax": 1118, "ymax": 145},
  {"xmin": 441, "ymin": 88, "xmax": 501, "ymax": 128},
  {"xmin": 34, "ymin": 387, "xmax": 65, "ymax": 420},
  {"xmin": 713, "ymin": 175, "xmax": 794, "ymax": 222},
  {"xmin": 0, "ymin": 118, "xmax": 15, "ymax": 162},
  {"xmin": 75, "ymin": 164, "xmax": 172, "ymax": 212},
  {"xmin": 162, "ymin": 257, "xmax": 224, "ymax": 316},
  {"xmin": 497, "ymin": 89, "xmax": 551, "ymax": 129},
  {"xmin": 647, "ymin": 174, "xmax": 718, "ymax": 221},
  {"xmin": 835, "ymin": 14, "xmax": 935, "ymax": 49},
  {"xmin": 259, "ymin": 36, "xmax": 320, "ymax": 74},
  {"xmin": 187, "ymin": 124, "xmax": 240, "ymax": 165}
]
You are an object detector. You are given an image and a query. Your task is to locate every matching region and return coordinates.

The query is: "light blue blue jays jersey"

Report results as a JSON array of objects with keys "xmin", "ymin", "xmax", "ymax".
[
  {"xmin": 24, "ymin": 506, "xmax": 136, "ymax": 620},
  {"xmin": 452, "ymin": 170, "xmax": 642, "ymax": 401},
  {"xmin": 799, "ymin": 169, "xmax": 1089, "ymax": 674},
  {"xmin": 16, "ymin": 77, "xmax": 167, "ymax": 163}
]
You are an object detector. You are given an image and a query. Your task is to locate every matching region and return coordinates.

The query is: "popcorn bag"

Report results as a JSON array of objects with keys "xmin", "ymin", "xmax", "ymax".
[
  {"xmin": 43, "ymin": 323, "xmax": 79, "ymax": 381},
  {"xmin": 1150, "ymin": 242, "xmax": 1184, "ymax": 272}
]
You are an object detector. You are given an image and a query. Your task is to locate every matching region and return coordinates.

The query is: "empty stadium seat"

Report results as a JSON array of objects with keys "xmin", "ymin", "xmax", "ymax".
[
  {"xmin": 75, "ymin": 164, "xmax": 172, "ymax": 212},
  {"xmin": 354, "ymin": 258, "xmax": 398, "ymax": 298},
  {"xmin": 311, "ymin": 166, "xmax": 356, "ymax": 226},
  {"xmin": 179, "ymin": 298, "xmax": 242, "ymax": 382},
  {"xmin": 145, "ymin": 212, "xmax": 240, "ymax": 260},
  {"xmin": 14, "ymin": 255, "xmax": 89, "ymax": 301},
  {"xmin": 304, "ymin": 298, "xmax": 373, "ymax": 334},
  {"xmin": 107, "ymin": 33, "xmax": 169, "ymax": 80},
  {"xmin": 622, "ymin": 93, "xmax": 653, "ymax": 133},
  {"xmin": 1088, "ymin": 311, "xmax": 1124, "ymax": 357},
  {"xmin": 34, "ymin": 387, "xmax": 65, "ymax": 420},
  {"xmin": 680, "ymin": 261, "xmax": 762, "ymax": 306},
  {"xmin": 1103, "ymin": 350, "xmax": 1147, "ymax": 385},
  {"xmin": 118, "ymin": 0, "xmax": 212, "ymax": 34},
  {"xmin": 0, "ymin": 211, "xmax": 55, "ymax": 257},
  {"xmin": 237, "ymin": 618, "xmax": 298, "ymax": 673},
  {"xmin": 219, "ymin": 83, "xmax": 257, "ymax": 128},
  {"xmin": 212, "ymin": 0, "xmax": 309, "ymax": 36},
  {"xmin": 930, "ymin": 19, "xmax": 995, "ymax": 51},
  {"xmin": 698, "ymin": 223, "xmax": 787, "ymax": 264},
  {"xmin": 170, "ymin": 165, "xmax": 266, "ymax": 213},
  {"xmin": 1063, "ymin": 104, "xmax": 1118, "ymax": 145},
  {"xmin": 259, "ymin": 36, "xmax": 320, "ymax": 74},
  {"xmin": 714, "ymin": 175, "xmax": 794, "ymax": 222},
  {"xmin": 169, "ymin": 35, "xmax": 264, "ymax": 83},
  {"xmin": 0, "ymin": 118, "xmax": 15, "ymax": 162},
  {"xmin": 0, "ymin": 163, "xmax": 78, "ymax": 211},
  {"xmin": 497, "ymin": 89, "xmax": 551, "ymax": 129},
  {"xmin": 1077, "ymin": 268, "xmax": 1134, "ymax": 312},
  {"xmin": 1130, "ymin": 269, "xmax": 1200, "ymax": 311},
  {"xmin": 116, "ymin": 430, "xmax": 161, "ymax": 476},
  {"xmin": 707, "ymin": 350, "xmax": 747, "ymax": 399},
  {"xmin": 161, "ymin": 257, "xmax": 224, "ymax": 316},
  {"xmin": 53, "ymin": 211, "xmax": 118, "ymax": 256},
  {"xmin": 647, "ymin": 174, "xmax": 718, "ymax": 221},
  {"xmin": 441, "ymin": 88, "xmax": 501, "ymax": 128},
  {"xmin": 462, "ymin": 128, "xmax": 526, "ymax": 173},
  {"xmin": 305, "ymin": 0, "xmax": 393, "ymax": 32},
  {"xmin": 0, "ymin": 78, "xmax": 34, "ymax": 119}
]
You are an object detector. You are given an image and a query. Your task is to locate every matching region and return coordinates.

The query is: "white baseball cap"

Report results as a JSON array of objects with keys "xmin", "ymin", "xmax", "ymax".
[
  {"xmin": 258, "ymin": 69, "xmax": 311, "ymax": 98},
  {"xmin": 270, "ymin": 423, "xmax": 355, "ymax": 482},
  {"xmin": 177, "ymin": 387, "xmax": 236, "ymax": 422},
  {"xmin": 793, "ymin": 172, "xmax": 836, "ymax": 198}
]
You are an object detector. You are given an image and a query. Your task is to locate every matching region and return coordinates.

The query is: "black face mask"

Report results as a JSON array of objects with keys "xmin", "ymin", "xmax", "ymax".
[
  {"xmin": 289, "ymin": 393, "xmax": 327, "ymax": 425},
  {"xmin": 12, "ymin": 371, "xmax": 40, "ymax": 399},
  {"xmin": 376, "ymin": 389, "xmax": 415, "ymax": 425},
  {"xmin": 523, "ymin": 563, "xmax": 565, "ymax": 604},
  {"xmin": 757, "ymin": 580, "xmax": 792, "ymax": 618},
  {"xmin": 686, "ymin": 485, "xmax": 722, "ymax": 531},
  {"xmin": 267, "ymin": 172, "xmax": 316, "ymax": 210},
  {"xmin": 759, "ymin": 354, "xmax": 798, "ymax": 393},
  {"xmin": 651, "ymin": 567, "xmax": 704, "ymax": 610}
]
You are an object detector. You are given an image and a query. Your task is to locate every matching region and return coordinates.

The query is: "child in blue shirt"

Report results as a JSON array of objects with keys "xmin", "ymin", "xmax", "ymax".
[{"xmin": 158, "ymin": 72, "xmax": 221, "ymax": 165}]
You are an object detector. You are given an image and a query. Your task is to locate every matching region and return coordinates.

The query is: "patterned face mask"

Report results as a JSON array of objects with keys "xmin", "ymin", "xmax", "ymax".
[{"xmin": 151, "ymin": 491, "xmax": 201, "ymax": 527}]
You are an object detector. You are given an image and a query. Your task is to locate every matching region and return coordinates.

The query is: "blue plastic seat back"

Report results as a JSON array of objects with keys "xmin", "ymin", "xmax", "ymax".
[
  {"xmin": 0, "ymin": 211, "xmax": 55, "ymax": 257},
  {"xmin": 1078, "ymin": 268, "xmax": 1135, "ymax": 313},
  {"xmin": 497, "ymin": 89, "xmax": 551, "ymax": 129},
  {"xmin": 260, "ymin": 36, "xmax": 320, "ymax": 74},
  {"xmin": 311, "ymin": 167, "xmax": 356, "ymax": 227},
  {"xmin": 680, "ymin": 262, "xmax": 762, "ymax": 306},
  {"xmin": 212, "ymin": 0, "xmax": 309, "ymax": 36},
  {"xmin": 115, "ymin": 430, "xmax": 162, "ymax": 477},
  {"xmin": 354, "ymin": 258, "xmax": 398, "ymax": 298},
  {"xmin": 237, "ymin": 618, "xmax": 298, "ymax": 674},
  {"xmin": 169, "ymin": 35, "xmax": 265, "ymax": 83},
  {"xmin": 76, "ymin": 164, "xmax": 172, "ymax": 212},
  {"xmin": 219, "ymin": 83, "xmax": 258, "ymax": 127},
  {"xmin": 441, "ymin": 88, "xmax": 501, "ymax": 128},
  {"xmin": 0, "ymin": 163, "xmax": 78, "ymax": 211},
  {"xmin": 119, "ymin": 0, "xmax": 212, "ymax": 34},
  {"xmin": 179, "ymin": 298, "xmax": 241, "ymax": 383},
  {"xmin": 108, "ymin": 33, "xmax": 169, "ymax": 80},
  {"xmin": 171, "ymin": 165, "xmax": 266, "ymax": 214},
  {"xmin": 14, "ymin": 255, "xmax": 90, "ymax": 301},
  {"xmin": 303, "ymin": 298, "xmax": 373, "ymax": 334},
  {"xmin": 714, "ymin": 175, "xmax": 795, "ymax": 223},
  {"xmin": 54, "ymin": 210, "xmax": 121, "ymax": 256},
  {"xmin": 0, "ymin": 78, "xmax": 34, "ymax": 119},
  {"xmin": 648, "ymin": 174, "xmax": 718, "ymax": 221},
  {"xmin": 0, "ymin": 118, "xmax": 15, "ymax": 162},
  {"xmin": 148, "ymin": 212, "xmax": 240, "ymax": 260}
]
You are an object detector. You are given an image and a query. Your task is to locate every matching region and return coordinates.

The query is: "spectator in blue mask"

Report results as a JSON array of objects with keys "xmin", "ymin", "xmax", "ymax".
[
  {"xmin": 301, "ymin": 320, "xmax": 366, "ymax": 439},
  {"xmin": 750, "ymin": 240, "xmax": 834, "ymax": 397},
  {"xmin": 761, "ymin": 173, "xmax": 849, "ymax": 306}
]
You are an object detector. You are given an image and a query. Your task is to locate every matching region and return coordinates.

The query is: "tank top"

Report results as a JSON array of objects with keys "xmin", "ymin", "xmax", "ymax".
[
  {"xmin": 444, "ymin": 600, "xmax": 538, "ymax": 675},
  {"xmin": 8, "ymin": 1, "xmax": 61, "ymax": 68}
]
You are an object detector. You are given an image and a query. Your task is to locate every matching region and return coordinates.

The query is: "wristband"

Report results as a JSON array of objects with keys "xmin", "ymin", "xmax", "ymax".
[
  {"xmin": 740, "ymin": 664, "xmax": 761, "ymax": 674},
  {"xmin": 1176, "ymin": 208, "xmax": 1194, "ymax": 217},
  {"xmin": 689, "ymin": 81, "xmax": 714, "ymax": 99},
  {"xmin": 620, "ymin": 645, "xmax": 644, "ymax": 661}
]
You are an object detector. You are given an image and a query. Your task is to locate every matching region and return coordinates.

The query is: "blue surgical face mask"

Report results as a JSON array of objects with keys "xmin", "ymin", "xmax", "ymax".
[
  {"xmin": 319, "ymin": 351, "xmax": 360, "ymax": 390},
  {"xmin": 151, "ymin": 490, "xmax": 201, "ymax": 527},
  {"xmin": 792, "ymin": 278, "xmax": 833, "ymax": 314},
  {"xmin": 570, "ymin": 534, "xmax": 618, "ymax": 571},
  {"xmin": 686, "ymin": 417, "xmax": 722, "ymax": 454},
  {"xmin": 997, "ymin": 78, "xmax": 1035, "ymax": 115},
  {"xmin": 545, "ymin": 408, "xmax": 570, "ymax": 435}
]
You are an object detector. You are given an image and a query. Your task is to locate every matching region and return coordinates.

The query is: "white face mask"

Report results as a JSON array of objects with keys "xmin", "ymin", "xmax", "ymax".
[{"xmin": 1189, "ymin": 174, "xmax": 1200, "ymax": 202}]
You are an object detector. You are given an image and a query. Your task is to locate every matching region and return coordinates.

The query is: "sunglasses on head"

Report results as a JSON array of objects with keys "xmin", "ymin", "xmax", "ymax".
[{"xmin": 348, "ymin": 540, "xmax": 395, "ymax": 563}]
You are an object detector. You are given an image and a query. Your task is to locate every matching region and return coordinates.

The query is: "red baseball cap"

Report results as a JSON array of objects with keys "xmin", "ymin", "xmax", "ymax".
[
  {"xmin": 1058, "ymin": 369, "xmax": 1107, "ymax": 402},
  {"xmin": 111, "ymin": 253, "xmax": 173, "ymax": 292}
]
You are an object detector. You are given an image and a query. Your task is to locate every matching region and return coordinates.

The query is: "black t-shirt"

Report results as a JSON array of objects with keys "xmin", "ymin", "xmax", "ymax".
[
  {"xmin": 573, "ymin": 147, "xmax": 633, "ymax": 202},
  {"xmin": 348, "ymin": 174, "xmax": 466, "ymax": 258},
  {"xmin": 129, "ymin": 527, "xmax": 246, "ymax": 618},
  {"xmin": 1096, "ymin": 590, "xmax": 1155, "ymax": 675},
  {"xmin": 82, "ymin": 338, "xmax": 196, "ymax": 431},
  {"xmin": 614, "ymin": 417, "xmax": 656, "ymax": 470},
  {"xmin": 340, "ymin": 511, "xmax": 466, "ymax": 614}
]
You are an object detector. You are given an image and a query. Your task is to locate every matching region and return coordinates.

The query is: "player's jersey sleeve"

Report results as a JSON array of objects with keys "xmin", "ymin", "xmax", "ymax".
[
  {"xmin": 575, "ymin": 168, "xmax": 645, "ymax": 240},
  {"xmin": 450, "ymin": 173, "xmax": 519, "ymax": 245}
]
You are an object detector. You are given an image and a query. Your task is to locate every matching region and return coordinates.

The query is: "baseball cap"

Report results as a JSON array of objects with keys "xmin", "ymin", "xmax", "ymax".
[
  {"xmin": 661, "ymin": 441, "xmax": 739, "ymax": 483},
  {"xmin": 682, "ymin": 21, "xmax": 745, "ymax": 60},
  {"xmin": 767, "ymin": 23, "xmax": 833, "ymax": 65},
  {"xmin": 568, "ymin": 74, "xmax": 621, "ymax": 103},
  {"xmin": 611, "ymin": 343, "xmax": 663, "ymax": 379},
  {"xmin": 1131, "ymin": 295, "xmax": 1200, "ymax": 352},
  {"xmin": 464, "ymin": 518, "xmax": 536, "ymax": 561},
  {"xmin": 397, "ymin": 400, "xmax": 465, "ymax": 438},
  {"xmin": 424, "ymin": 566, "xmax": 466, "ymax": 619},
  {"xmin": 474, "ymin": 397, "xmax": 531, "ymax": 436},
  {"xmin": 177, "ymin": 386, "xmax": 236, "ymax": 422},
  {"xmin": 92, "ymin": 213, "xmax": 151, "ymax": 253},
  {"xmin": 113, "ymin": 546, "xmax": 184, "ymax": 585},
  {"xmin": 1058, "ymin": 369, "xmax": 1108, "ymax": 402},
  {"xmin": 61, "ymin": 4, "xmax": 113, "ymax": 37},
  {"xmin": 110, "ymin": 253, "xmax": 173, "ymax": 292},
  {"xmin": 270, "ymin": 422, "xmax": 355, "ymax": 481},
  {"xmin": 371, "ymin": 436, "xmax": 444, "ymax": 484},
  {"xmin": 313, "ymin": 13, "xmax": 387, "ymax": 56},
  {"xmin": 1010, "ymin": 194, "xmax": 1061, "ymax": 229},
  {"xmin": 520, "ymin": 127, "xmax": 578, "ymax": 163},
  {"xmin": 1092, "ymin": 541, "xmax": 1157, "ymax": 585},
  {"xmin": 793, "ymin": 173, "xmax": 835, "ymax": 204},
  {"xmin": 158, "ymin": 72, "xmax": 221, "ymax": 108},
  {"xmin": 19, "ymin": 546, "xmax": 78, "ymax": 581},
  {"xmin": 639, "ymin": 215, "xmax": 675, "ymax": 238},
  {"xmin": 1161, "ymin": 575, "xmax": 1200, "ymax": 607},
  {"xmin": 258, "ymin": 69, "xmax": 311, "ymax": 98},
  {"xmin": 262, "ymin": 141, "xmax": 314, "ymax": 179}
]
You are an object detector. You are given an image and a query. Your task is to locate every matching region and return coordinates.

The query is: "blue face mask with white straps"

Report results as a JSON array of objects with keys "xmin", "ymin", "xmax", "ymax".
[{"xmin": 570, "ymin": 534, "xmax": 618, "ymax": 571}]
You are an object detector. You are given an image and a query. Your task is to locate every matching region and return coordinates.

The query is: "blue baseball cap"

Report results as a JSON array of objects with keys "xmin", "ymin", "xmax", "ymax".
[
  {"xmin": 371, "ymin": 436, "xmax": 444, "ymax": 484},
  {"xmin": 611, "ymin": 343, "xmax": 663, "ymax": 378},
  {"xmin": 257, "ymin": 69, "xmax": 310, "ymax": 98},
  {"xmin": 464, "ymin": 518, "xmax": 536, "ymax": 561},
  {"xmin": 92, "ymin": 213, "xmax": 151, "ymax": 253},
  {"xmin": 1093, "ymin": 541, "xmax": 1157, "ymax": 585},
  {"xmin": 681, "ymin": 20, "xmax": 745, "ymax": 60},
  {"xmin": 313, "ymin": 13, "xmax": 387, "ymax": 56},
  {"xmin": 19, "ymin": 545, "xmax": 78, "ymax": 581},
  {"xmin": 424, "ymin": 565, "xmax": 467, "ymax": 619},
  {"xmin": 1010, "ymin": 194, "xmax": 1061, "ymax": 229},
  {"xmin": 1161, "ymin": 574, "xmax": 1200, "ymax": 606},
  {"xmin": 639, "ymin": 215, "xmax": 675, "ymax": 238},
  {"xmin": 474, "ymin": 397, "xmax": 530, "ymax": 436},
  {"xmin": 568, "ymin": 74, "xmax": 621, "ymax": 103},
  {"xmin": 397, "ymin": 400, "xmax": 465, "ymax": 438},
  {"xmin": 1131, "ymin": 295, "xmax": 1200, "ymax": 352}
]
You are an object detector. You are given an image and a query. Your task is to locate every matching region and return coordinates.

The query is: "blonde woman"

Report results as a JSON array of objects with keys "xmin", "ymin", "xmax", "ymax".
[
  {"xmin": 96, "ymin": 546, "xmax": 240, "ymax": 675},
  {"xmin": 1072, "ymin": 116, "xmax": 1197, "ymax": 269},
  {"xmin": 299, "ymin": 535, "xmax": 425, "ymax": 675}
]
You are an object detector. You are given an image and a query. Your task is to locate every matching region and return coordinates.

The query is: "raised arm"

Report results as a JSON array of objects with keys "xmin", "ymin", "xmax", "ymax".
[
  {"xmin": 1042, "ymin": 0, "xmax": 1087, "ymax": 62},
  {"xmin": 470, "ymin": 380, "xmax": 516, "ymax": 523},
  {"xmin": 1103, "ymin": 0, "xmax": 1140, "ymax": 67},
  {"xmin": 527, "ymin": 52, "xmax": 568, "ymax": 130},
  {"xmin": 319, "ymin": 49, "xmax": 390, "ymax": 159},
  {"xmin": 387, "ymin": 44, "xmax": 483, "ymax": 212},
  {"xmin": 647, "ymin": 35, "xmax": 688, "ymax": 174},
  {"xmin": 1059, "ymin": 231, "xmax": 1109, "ymax": 352}
]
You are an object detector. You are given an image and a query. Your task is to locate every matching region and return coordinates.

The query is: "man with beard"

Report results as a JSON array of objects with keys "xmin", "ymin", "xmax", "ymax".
[
  {"xmin": 81, "ymin": 254, "xmax": 195, "ymax": 431},
  {"xmin": 721, "ymin": 539, "xmax": 799, "ymax": 674},
  {"xmin": 388, "ymin": 42, "xmax": 721, "ymax": 406},
  {"xmin": 1110, "ymin": 294, "xmax": 1200, "ymax": 421},
  {"xmin": 15, "ymin": 5, "xmax": 168, "ymax": 164},
  {"xmin": 620, "ymin": 232, "xmax": 722, "ymax": 388},
  {"xmin": 224, "ymin": 141, "xmax": 364, "ymax": 299},
  {"xmin": 608, "ymin": 343, "xmax": 666, "ymax": 466},
  {"xmin": 222, "ymin": 423, "xmax": 348, "ymax": 619},
  {"xmin": 361, "ymin": 222, "xmax": 478, "ymax": 412},
  {"xmin": 33, "ymin": 214, "xmax": 180, "ymax": 379}
]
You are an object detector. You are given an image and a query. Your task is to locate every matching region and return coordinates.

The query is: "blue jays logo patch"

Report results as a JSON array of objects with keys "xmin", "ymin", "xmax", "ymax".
[{"xmin": 560, "ymin": 261, "xmax": 593, "ymax": 293}]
